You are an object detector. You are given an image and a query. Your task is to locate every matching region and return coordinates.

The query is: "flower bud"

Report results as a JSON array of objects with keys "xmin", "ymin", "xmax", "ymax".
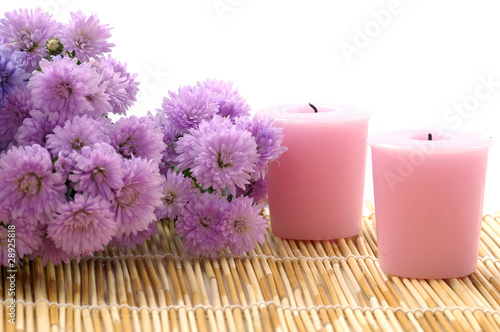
[{"xmin": 46, "ymin": 38, "xmax": 64, "ymax": 56}]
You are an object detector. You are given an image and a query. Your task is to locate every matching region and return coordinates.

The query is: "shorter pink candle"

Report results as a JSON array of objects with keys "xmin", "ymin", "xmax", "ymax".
[
  {"xmin": 260, "ymin": 104, "xmax": 371, "ymax": 240},
  {"xmin": 368, "ymin": 129, "xmax": 493, "ymax": 279}
]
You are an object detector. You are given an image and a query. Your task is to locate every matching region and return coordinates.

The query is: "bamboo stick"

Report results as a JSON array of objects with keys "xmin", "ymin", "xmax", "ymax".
[
  {"xmin": 134, "ymin": 248, "xmax": 162, "ymax": 332},
  {"xmin": 149, "ymin": 225, "xmax": 172, "ymax": 332},
  {"xmin": 95, "ymin": 254, "xmax": 114, "ymax": 332},
  {"xmin": 11, "ymin": 266, "xmax": 22, "ymax": 332},
  {"xmin": 172, "ymin": 240, "xmax": 198, "ymax": 332},
  {"xmin": 79, "ymin": 258, "xmax": 96, "ymax": 332},
  {"xmin": 235, "ymin": 257, "xmax": 264, "ymax": 332},
  {"xmin": 22, "ymin": 258, "xmax": 34, "ymax": 332},
  {"xmin": 104, "ymin": 251, "xmax": 123, "ymax": 332},
  {"xmin": 110, "ymin": 248, "xmax": 132, "ymax": 332},
  {"xmin": 427, "ymin": 279, "xmax": 474, "ymax": 332},
  {"xmin": 55, "ymin": 263, "xmax": 65, "ymax": 332},
  {"xmin": 215, "ymin": 257, "xmax": 242, "ymax": 331},
  {"xmin": 156, "ymin": 222, "xmax": 179, "ymax": 332},
  {"xmin": 257, "ymin": 241, "xmax": 299, "ymax": 332},
  {"xmin": 125, "ymin": 250, "xmax": 153, "ymax": 332},
  {"xmin": 45, "ymin": 261, "xmax": 59, "ymax": 332},
  {"xmin": 202, "ymin": 258, "xmax": 225, "ymax": 332},
  {"xmin": 449, "ymin": 278, "xmax": 498, "ymax": 331},
  {"xmin": 356, "ymin": 237, "xmax": 413, "ymax": 331},
  {"xmin": 33, "ymin": 257, "xmax": 50, "ymax": 332},
  {"xmin": 119, "ymin": 255, "xmax": 141, "ymax": 332}
]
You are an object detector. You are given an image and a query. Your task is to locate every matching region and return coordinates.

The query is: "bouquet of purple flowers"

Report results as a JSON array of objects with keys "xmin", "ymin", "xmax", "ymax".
[{"xmin": 0, "ymin": 9, "xmax": 286, "ymax": 266}]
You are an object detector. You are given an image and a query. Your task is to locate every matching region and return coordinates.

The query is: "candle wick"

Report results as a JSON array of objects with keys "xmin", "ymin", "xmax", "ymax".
[
  {"xmin": 428, "ymin": 133, "xmax": 432, "ymax": 141},
  {"xmin": 309, "ymin": 103, "xmax": 318, "ymax": 113}
]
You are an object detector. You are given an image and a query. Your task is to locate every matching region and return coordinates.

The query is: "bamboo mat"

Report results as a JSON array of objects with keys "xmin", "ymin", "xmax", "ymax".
[{"xmin": 3, "ymin": 204, "xmax": 500, "ymax": 332}]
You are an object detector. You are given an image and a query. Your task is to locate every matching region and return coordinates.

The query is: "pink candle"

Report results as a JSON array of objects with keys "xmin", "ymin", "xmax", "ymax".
[
  {"xmin": 368, "ymin": 129, "xmax": 493, "ymax": 279},
  {"xmin": 260, "ymin": 104, "xmax": 371, "ymax": 240}
]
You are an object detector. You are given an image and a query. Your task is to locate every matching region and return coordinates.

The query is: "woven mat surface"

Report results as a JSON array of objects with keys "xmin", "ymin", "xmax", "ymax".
[{"xmin": 3, "ymin": 206, "xmax": 500, "ymax": 332}]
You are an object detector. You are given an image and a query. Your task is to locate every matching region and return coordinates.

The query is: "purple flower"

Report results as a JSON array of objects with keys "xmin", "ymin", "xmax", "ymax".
[
  {"xmin": 14, "ymin": 109, "xmax": 64, "ymax": 147},
  {"xmin": 148, "ymin": 111, "xmax": 180, "ymax": 171},
  {"xmin": 155, "ymin": 169, "xmax": 195, "ymax": 221},
  {"xmin": 199, "ymin": 79, "xmax": 251, "ymax": 119},
  {"xmin": 60, "ymin": 11, "xmax": 115, "ymax": 62},
  {"xmin": 236, "ymin": 115, "xmax": 287, "ymax": 179},
  {"xmin": 27, "ymin": 57, "xmax": 103, "ymax": 121},
  {"xmin": 54, "ymin": 151, "xmax": 74, "ymax": 179},
  {"xmin": 106, "ymin": 115, "xmax": 166, "ymax": 164},
  {"xmin": 30, "ymin": 231, "xmax": 71, "ymax": 266},
  {"xmin": 235, "ymin": 178, "xmax": 269, "ymax": 204},
  {"xmin": 0, "ymin": 46, "xmax": 29, "ymax": 90},
  {"xmin": 0, "ymin": 144, "xmax": 66, "ymax": 223},
  {"xmin": 222, "ymin": 196, "xmax": 267, "ymax": 255},
  {"xmin": 175, "ymin": 114, "xmax": 233, "ymax": 172},
  {"xmin": 113, "ymin": 157, "xmax": 163, "ymax": 236},
  {"xmin": 177, "ymin": 116, "xmax": 259, "ymax": 195},
  {"xmin": 46, "ymin": 115, "xmax": 110, "ymax": 157},
  {"xmin": 0, "ymin": 86, "xmax": 33, "ymax": 151},
  {"xmin": 0, "ymin": 46, "xmax": 30, "ymax": 106},
  {"xmin": 175, "ymin": 193, "xmax": 228, "ymax": 258},
  {"xmin": 69, "ymin": 143, "xmax": 124, "ymax": 200},
  {"xmin": 92, "ymin": 55, "xmax": 139, "ymax": 115},
  {"xmin": 48, "ymin": 193, "xmax": 116, "ymax": 257},
  {"xmin": 0, "ymin": 8, "xmax": 61, "ymax": 72},
  {"xmin": 161, "ymin": 85, "xmax": 219, "ymax": 133},
  {"xmin": 110, "ymin": 220, "xmax": 158, "ymax": 249},
  {"xmin": 11, "ymin": 215, "xmax": 43, "ymax": 259}
]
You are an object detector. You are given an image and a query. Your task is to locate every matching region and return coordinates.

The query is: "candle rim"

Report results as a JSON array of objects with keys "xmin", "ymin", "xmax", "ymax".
[
  {"xmin": 368, "ymin": 129, "xmax": 494, "ymax": 151},
  {"xmin": 257, "ymin": 104, "xmax": 372, "ymax": 122}
]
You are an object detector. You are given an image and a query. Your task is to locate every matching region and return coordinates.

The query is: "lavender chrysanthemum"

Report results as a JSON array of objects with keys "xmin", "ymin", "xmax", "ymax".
[
  {"xmin": 175, "ymin": 114, "xmax": 233, "ymax": 172},
  {"xmin": 177, "ymin": 117, "xmax": 259, "ymax": 195},
  {"xmin": 155, "ymin": 169, "xmax": 195, "ymax": 221},
  {"xmin": 199, "ymin": 79, "xmax": 251, "ymax": 119},
  {"xmin": 0, "ymin": 144, "xmax": 66, "ymax": 222},
  {"xmin": 92, "ymin": 55, "xmax": 139, "ymax": 115},
  {"xmin": 46, "ymin": 115, "xmax": 110, "ymax": 157},
  {"xmin": 0, "ymin": 46, "xmax": 30, "ymax": 106},
  {"xmin": 161, "ymin": 85, "xmax": 219, "ymax": 133},
  {"xmin": 11, "ymin": 216, "xmax": 43, "ymax": 259},
  {"xmin": 236, "ymin": 115, "xmax": 287, "ymax": 179},
  {"xmin": 113, "ymin": 157, "xmax": 163, "ymax": 236},
  {"xmin": 54, "ymin": 151, "xmax": 74, "ymax": 179},
  {"xmin": 110, "ymin": 220, "xmax": 158, "ymax": 250},
  {"xmin": 28, "ymin": 57, "xmax": 103, "ymax": 121},
  {"xmin": 235, "ymin": 178, "xmax": 269, "ymax": 204},
  {"xmin": 106, "ymin": 116, "xmax": 166, "ymax": 164},
  {"xmin": 30, "ymin": 231, "xmax": 71, "ymax": 266},
  {"xmin": 14, "ymin": 109, "xmax": 64, "ymax": 147},
  {"xmin": 0, "ymin": 8, "xmax": 61, "ymax": 72},
  {"xmin": 69, "ymin": 143, "xmax": 124, "ymax": 201},
  {"xmin": 0, "ymin": 86, "xmax": 33, "ymax": 151},
  {"xmin": 148, "ymin": 111, "xmax": 180, "ymax": 171},
  {"xmin": 222, "ymin": 196, "xmax": 268, "ymax": 255},
  {"xmin": 60, "ymin": 11, "xmax": 115, "ymax": 62},
  {"xmin": 175, "ymin": 193, "xmax": 228, "ymax": 258},
  {"xmin": 48, "ymin": 194, "xmax": 116, "ymax": 257}
]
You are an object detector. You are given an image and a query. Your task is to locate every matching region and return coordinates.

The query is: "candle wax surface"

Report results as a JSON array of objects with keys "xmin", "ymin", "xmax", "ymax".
[
  {"xmin": 262, "ymin": 104, "xmax": 371, "ymax": 240},
  {"xmin": 369, "ymin": 129, "xmax": 493, "ymax": 279}
]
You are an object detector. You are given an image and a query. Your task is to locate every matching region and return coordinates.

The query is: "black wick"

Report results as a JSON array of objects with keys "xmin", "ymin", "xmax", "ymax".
[
  {"xmin": 309, "ymin": 103, "xmax": 318, "ymax": 113},
  {"xmin": 428, "ymin": 133, "xmax": 432, "ymax": 141}
]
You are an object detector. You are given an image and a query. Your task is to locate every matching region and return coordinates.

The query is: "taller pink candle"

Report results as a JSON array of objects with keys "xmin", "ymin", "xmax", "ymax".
[{"xmin": 260, "ymin": 104, "xmax": 371, "ymax": 240}]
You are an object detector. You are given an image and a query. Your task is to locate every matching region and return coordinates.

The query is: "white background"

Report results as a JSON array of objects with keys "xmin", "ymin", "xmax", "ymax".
[{"xmin": 4, "ymin": 0, "xmax": 500, "ymax": 213}]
